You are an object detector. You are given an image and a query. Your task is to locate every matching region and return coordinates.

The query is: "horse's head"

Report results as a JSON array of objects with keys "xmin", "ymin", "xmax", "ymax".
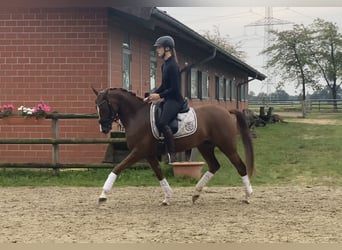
[{"xmin": 92, "ymin": 87, "xmax": 118, "ymax": 134}]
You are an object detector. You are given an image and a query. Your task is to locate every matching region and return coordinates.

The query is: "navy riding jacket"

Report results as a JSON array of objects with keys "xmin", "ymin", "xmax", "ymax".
[{"xmin": 154, "ymin": 56, "xmax": 183, "ymax": 103}]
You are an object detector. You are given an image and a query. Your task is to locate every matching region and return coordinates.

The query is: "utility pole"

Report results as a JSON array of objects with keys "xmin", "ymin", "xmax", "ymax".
[{"xmin": 245, "ymin": 7, "xmax": 293, "ymax": 102}]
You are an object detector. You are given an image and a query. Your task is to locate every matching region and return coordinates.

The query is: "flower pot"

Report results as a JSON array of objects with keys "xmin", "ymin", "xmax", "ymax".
[
  {"xmin": 170, "ymin": 161, "xmax": 205, "ymax": 179},
  {"xmin": 1, "ymin": 116, "xmax": 45, "ymax": 125}
]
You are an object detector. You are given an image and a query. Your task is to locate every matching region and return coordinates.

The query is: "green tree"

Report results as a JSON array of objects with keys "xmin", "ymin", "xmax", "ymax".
[
  {"xmin": 248, "ymin": 90, "xmax": 256, "ymax": 101},
  {"xmin": 310, "ymin": 85, "xmax": 342, "ymax": 99},
  {"xmin": 307, "ymin": 18, "xmax": 342, "ymax": 110},
  {"xmin": 261, "ymin": 24, "xmax": 315, "ymax": 116},
  {"xmin": 269, "ymin": 89, "xmax": 290, "ymax": 101},
  {"xmin": 201, "ymin": 25, "xmax": 247, "ymax": 60},
  {"xmin": 310, "ymin": 86, "xmax": 333, "ymax": 99}
]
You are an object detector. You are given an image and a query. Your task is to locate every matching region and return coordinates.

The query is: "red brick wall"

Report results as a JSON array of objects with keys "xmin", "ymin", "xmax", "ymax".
[
  {"xmin": 130, "ymin": 36, "xmax": 153, "ymax": 97},
  {"xmin": 0, "ymin": 7, "xmax": 249, "ymax": 166},
  {"xmin": 108, "ymin": 19, "xmax": 122, "ymax": 89},
  {"xmin": 0, "ymin": 8, "xmax": 110, "ymax": 164},
  {"xmin": 107, "ymin": 19, "xmax": 156, "ymax": 97}
]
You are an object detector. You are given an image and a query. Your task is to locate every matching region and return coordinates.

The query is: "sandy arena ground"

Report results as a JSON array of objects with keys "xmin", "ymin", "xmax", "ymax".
[
  {"xmin": 1, "ymin": 186, "xmax": 341, "ymax": 243},
  {"xmin": 274, "ymin": 112, "xmax": 342, "ymax": 125}
]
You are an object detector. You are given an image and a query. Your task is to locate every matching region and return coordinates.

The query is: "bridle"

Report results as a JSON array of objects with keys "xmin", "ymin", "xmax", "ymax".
[{"xmin": 97, "ymin": 97, "xmax": 119, "ymax": 130}]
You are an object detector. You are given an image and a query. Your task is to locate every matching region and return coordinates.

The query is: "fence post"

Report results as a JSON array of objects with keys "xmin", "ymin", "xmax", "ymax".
[{"xmin": 52, "ymin": 117, "xmax": 60, "ymax": 174}]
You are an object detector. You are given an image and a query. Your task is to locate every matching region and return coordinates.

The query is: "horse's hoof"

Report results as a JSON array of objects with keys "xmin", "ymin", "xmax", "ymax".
[
  {"xmin": 98, "ymin": 197, "xmax": 107, "ymax": 204},
  {"xmin": 160, "ymin": 201, "xmax": 170, "ymax": 206},
  {"xmin": 244, "ymin": 193, "xmax": 252, "ymax": 204},
  {"xmin": 192, "ymin": 195, "xmax": 200, "ymax": 204},
  {"xmin": 243, "ymin": 199, "xmax": 250, "ymax": 204}
]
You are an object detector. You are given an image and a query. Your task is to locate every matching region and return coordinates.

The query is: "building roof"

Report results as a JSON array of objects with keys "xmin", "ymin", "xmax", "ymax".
[
  {"xmin": 151, "ymin": 8, "xmax": 266, "ymax": 81},
  {"xmin": 2, "ymin": 1, "xmax": 266, "ymax": 81},
  {"xmin": 114, "ymin": 7, "xmax": 266, "ymax": 81}
]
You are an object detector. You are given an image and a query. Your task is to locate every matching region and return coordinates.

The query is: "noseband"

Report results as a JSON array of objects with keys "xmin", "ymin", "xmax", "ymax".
[{"xmin": 97, "ymin": 98, "xmax": 118, "ymax": 128}]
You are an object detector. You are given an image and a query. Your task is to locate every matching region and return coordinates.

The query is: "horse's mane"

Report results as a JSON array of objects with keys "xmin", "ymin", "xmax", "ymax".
[{"xmin": 107, "ymin": 87, "xmax": 144, "ymax": 101}]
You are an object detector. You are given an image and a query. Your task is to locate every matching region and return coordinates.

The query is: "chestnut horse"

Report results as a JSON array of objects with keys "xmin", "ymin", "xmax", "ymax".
[{"xmin": 93, "ymin": 87, "xmax": 255, "ymax": 205}]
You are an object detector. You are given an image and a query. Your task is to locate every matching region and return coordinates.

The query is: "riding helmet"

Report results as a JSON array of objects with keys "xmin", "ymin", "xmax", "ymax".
[{"xmin": 153, "ymin": 36, "xmax": 175, "ymax": 49}]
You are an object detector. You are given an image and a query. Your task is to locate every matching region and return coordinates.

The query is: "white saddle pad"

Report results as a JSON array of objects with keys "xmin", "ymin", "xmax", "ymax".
[{"xmin": 150, "ymin": 103, "xmax": 197, "ymax": 140}]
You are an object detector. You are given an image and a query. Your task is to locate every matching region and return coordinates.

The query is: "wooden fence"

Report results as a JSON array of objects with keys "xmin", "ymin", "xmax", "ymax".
[
  {"xmin": 249, "ymin": 99, "xmax": 342, "ymax": 114},
  {"xmin": 0, "ymin": 113, "xmax": 146, "ymax": 171}
]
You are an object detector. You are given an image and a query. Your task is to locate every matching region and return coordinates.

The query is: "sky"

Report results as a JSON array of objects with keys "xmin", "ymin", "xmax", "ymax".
[{"xmin": 158, "ymin": 7, "xmax": 342, "ymax": 95}]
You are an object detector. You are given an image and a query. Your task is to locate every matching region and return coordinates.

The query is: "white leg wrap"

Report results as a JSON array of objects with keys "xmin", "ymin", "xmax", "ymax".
[
  {"xmin": 242, "ymin": 175, "xmax": 253, "ymax": 195},
  {"xmin": 103, "ymin": 172, "xmax": 117, "ymax": 192},
  {"xmin": 195, "ymin": 171, "xmax": 214, "ymax": 192},
  {"xmin": 160, "ymin": 178, "xmax": 173, "ymax": 205},
  {"xmin": 99, "ymin": 190, "xmax": 107, "ymax": 199},
  {"xmin": 160, "ymin": 178, "xmax": 173, "ymax": 198}
]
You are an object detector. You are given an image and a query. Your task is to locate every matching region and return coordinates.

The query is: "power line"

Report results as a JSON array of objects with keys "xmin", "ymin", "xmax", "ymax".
[
  {"xmin": 178, "ymin": 9, "xmax": 264, "ymax": 24},
  {"xmin": 244, "ymin": 7, "xmax": 294, "ymax": 99},
  {"xmin": 284, "ymin": 7, "xmax": 316, "ymax": 21}
]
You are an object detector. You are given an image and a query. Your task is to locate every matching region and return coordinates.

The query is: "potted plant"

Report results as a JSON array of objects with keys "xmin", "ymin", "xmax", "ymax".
[
  {"xmin": 0, "ymin": 104, "xmax": 15, "ymax": 117},
  {"xmin": 1, "ymin": 101, "xmax": 51, "ymax": 125},
  {"xmin": 18, "ymin": 101, "xmax": 51, "ymax": 118}
]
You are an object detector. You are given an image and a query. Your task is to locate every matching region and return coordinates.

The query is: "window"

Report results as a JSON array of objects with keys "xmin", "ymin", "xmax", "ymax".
[
  {"xmin": 215, "ymin": 76, "xmax": 219, "ymax": 100},
  {"xmin": 239, "ymin": 83, "xmax": 247, "ymax": 101},
  {"xmin": 226, "ymin": 79, "xmax": 231, "ymax": 101},
  {"xmin": 226, "ymin": 79, "xmax": 232, "ymax": 101},
  {"xmin": 188, "ymin": 69, "xmax": 210, "ymax": 100},
  {"xmin": 218, "ymin": 77, "xmax": 224, "ymax": 100},
  {"xmin": 190, "ymin": 68, "xmax": 198, "ymax": 98},
  {"xmin": 223, "ymin": 78, "xmax": 227, "ymax": 100},
  {"xmin": 244, "ymin": 84, "xmax": 248, "ymax": 101},
  {"xmin": 149, "ymin": 49, "xmax": 157, "ymax": 91},
  {"xmin": 201, "ymin": 72, "xmax": 209, "ymax": 99},
  {"xmin": 231, "ymin": 79, "xmax": 236, "ymax": 100},
  {"xmin": 122, "ymin": 32, "xmax": 131, "ymax": 90},
  {"xmin": 215, "ymin": 75, "xmax": 227, "ymax": 101}
]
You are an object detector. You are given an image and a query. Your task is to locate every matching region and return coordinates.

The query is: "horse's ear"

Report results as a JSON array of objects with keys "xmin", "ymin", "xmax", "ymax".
[
  {"xmin": 91, "ymin": 86, "xmax": 98, "ymax": 96},
  {"xmin": 103, "ymin": 89, "xmax": 109, "ymax": 99}
]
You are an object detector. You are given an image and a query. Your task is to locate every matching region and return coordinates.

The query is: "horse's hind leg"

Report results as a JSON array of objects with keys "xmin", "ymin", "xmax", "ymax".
[
  {"xmin": 192, "ymin": 143, "xmax": 219, "ymax": 204},
  {"xmin": 224, "ymin": 151, "xmax": 253, "ymax": 203}
]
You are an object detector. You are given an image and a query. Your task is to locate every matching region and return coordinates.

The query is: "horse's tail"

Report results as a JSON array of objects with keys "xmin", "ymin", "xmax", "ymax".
[{"xmin": 229, "ymin": 109, "xmax": 255, "ymax": 178}]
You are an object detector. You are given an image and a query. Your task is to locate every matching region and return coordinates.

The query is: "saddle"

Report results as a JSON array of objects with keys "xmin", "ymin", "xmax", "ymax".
[
  {"xmin": 154, "ymin": 98, "xmax": 190, "ymax": 134},
  {"xmin": 150, "ymin": 99, "xmax": 197, "ymax": 140}
]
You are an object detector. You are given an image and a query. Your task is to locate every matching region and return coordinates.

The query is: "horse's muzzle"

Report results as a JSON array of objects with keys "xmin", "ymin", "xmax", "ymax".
[
  {"xmin": 100, "ymin": 127, "xmax": 111, "ymax": 134},
  {"xmin": 99, "ymin": 122, "xmax": 112, "ymax": 134}
]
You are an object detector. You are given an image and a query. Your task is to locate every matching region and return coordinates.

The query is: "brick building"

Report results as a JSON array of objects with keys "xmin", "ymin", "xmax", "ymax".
[{"xmin": 0, "ymin": 2, "xmax": 265, "ymax": 165}]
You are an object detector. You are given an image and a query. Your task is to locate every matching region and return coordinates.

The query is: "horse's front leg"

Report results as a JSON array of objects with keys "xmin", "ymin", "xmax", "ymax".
[
  {"xmin": 192, "ymin": 144, "xmax": 217, "ymax": 203},
  {"xmin": 98, "ymin": 149, "xmax": 140, "ymax": 204},
  {"xmin": 147, "ymin": 157, "xmax": 173, "ymax": 206},
  {"xmin": 192, "ymin": 171, "xmax": 214, "ymax": 203}
]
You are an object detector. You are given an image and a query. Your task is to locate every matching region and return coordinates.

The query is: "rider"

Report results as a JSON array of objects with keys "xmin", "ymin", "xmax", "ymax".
[{"xmin": 144, "ymin": 35, "xmax": 184, "ymax": 163}]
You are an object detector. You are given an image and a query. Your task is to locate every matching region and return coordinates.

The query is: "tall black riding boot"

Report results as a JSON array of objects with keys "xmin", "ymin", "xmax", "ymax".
[{"xmin": 162, "ymin": 126, "xmax": 177, "ymax": 163}]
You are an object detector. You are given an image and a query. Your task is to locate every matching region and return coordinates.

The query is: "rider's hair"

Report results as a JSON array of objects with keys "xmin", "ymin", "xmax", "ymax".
[{"xmin": 172, "ymin": 48, "xmax": 179, "ymax": 64}]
